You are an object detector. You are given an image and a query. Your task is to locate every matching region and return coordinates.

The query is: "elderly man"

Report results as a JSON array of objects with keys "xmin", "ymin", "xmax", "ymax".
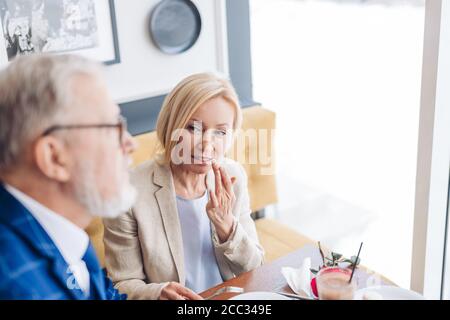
[{"xmin": 0, "ymin": 54, "xmax": 137, "ymax": 300}]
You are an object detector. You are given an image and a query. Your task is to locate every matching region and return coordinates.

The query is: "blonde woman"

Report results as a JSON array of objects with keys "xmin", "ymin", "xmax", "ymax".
[{"xmin": 103, "ymin": 73, "xmax": 264, "ymax": 300}]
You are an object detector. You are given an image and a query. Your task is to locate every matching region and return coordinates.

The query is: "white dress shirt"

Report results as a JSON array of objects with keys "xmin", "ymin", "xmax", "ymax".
[{"xmin": 5, "ymin": 184, "xmax": 91, "ymax": 296}]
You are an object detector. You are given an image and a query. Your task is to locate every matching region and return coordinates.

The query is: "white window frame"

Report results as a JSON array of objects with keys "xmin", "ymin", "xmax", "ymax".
[{"xmin": 411, "ymin": 0, "xmax": 450, "ymax": 300}]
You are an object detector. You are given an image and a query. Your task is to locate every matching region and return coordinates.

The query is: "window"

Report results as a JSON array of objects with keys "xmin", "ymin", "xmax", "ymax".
[{"xmin": 251, "ymin": 0, "xmax": 426, "ymax": 288}]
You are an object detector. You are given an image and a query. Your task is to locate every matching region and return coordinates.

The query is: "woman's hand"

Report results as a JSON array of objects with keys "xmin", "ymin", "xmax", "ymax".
[
  {"xmin": 159, "ymin": 282, "xmax": 203, "ymax": 300},
  {"xmin": 206, "ymin": 161, "xmax": 237, "ymax": 243}
]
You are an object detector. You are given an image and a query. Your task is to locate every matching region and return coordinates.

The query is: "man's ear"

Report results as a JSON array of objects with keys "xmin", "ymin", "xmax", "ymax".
[{"xmin": 34, "ymin": 136, "xmax": 71, "ymax": 182}]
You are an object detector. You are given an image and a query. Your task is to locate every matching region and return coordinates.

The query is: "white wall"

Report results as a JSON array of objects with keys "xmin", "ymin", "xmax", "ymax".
[{"xmin": 105, "ymin": 0, "xmax": 228, "ymax": 104}]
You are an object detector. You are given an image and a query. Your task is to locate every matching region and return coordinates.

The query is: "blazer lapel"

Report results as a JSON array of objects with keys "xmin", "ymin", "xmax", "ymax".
[{"xmin": 152, "ymin": 163, "xmax": 186, "ymax": 285}]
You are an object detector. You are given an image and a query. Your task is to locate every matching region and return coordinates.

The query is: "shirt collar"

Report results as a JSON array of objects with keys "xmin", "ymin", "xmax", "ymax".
[{"xmin": 4, "ymin": 184, "xmax": 89, "ymax": 265}]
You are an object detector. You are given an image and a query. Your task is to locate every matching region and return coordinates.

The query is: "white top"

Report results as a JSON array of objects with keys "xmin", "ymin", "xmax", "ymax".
[
  {"xmin": 4, "ymin": 184, "xmax": 91, "ymax": 296},
  {"xmin": 176, "ymin": 192, "xmax": 223, "ymax": 293}
]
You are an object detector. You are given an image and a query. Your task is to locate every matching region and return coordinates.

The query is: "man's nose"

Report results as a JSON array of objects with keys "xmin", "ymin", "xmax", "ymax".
[{"xmin": 122, "ymin": 131, "xmax": 138, "ymax": 155}]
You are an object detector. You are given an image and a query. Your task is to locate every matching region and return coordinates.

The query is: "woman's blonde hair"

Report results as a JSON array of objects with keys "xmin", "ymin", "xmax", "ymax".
[{"xmin": 155, "ymin": 72, "xmax": 242, "ymax": 164}]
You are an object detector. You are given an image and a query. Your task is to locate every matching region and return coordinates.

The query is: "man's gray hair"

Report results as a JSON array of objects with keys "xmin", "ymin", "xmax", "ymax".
[{"xmin": 0, "ymin": 54, "xmax": 104, "ymax": 172}]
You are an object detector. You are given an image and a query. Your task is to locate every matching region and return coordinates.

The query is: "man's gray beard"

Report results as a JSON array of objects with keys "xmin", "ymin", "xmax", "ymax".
[{"xmin": 72, "ymin": 162, "xmax": 137, "ymax": 219}]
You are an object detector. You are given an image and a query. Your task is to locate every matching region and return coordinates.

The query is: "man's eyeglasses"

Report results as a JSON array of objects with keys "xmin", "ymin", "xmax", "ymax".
[{"xmin": 41, "ymin": 116, "xmax": 128, "ymax": 147}]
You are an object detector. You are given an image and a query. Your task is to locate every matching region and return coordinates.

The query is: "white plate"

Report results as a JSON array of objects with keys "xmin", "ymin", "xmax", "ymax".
[
  {"xmin": 229, "ymin": 292, "xmax": 292, "ymax": 300},
  {"xmin": 354, "ymin": 286, "xmax": 426, "ymax": 300}
]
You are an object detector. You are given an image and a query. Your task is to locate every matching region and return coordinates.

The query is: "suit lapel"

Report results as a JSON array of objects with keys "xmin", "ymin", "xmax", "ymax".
[
  {"xmin": 51, "ymin": 256, "xmax": 86, "ymax": 299},
  {"xmin": 152, "ymin": 163, "xmax": 186, "ymax": 285},
  {"xmin": 0, "ymin": 185, "xmax": 86, "ymax": 300},
  {"xmin": 89, "ymin": 271, "xmax": 106, "ymax": 300},
  {"xmin": 83, "ymin": 242, "xmax": 106, "ymax": 300}
]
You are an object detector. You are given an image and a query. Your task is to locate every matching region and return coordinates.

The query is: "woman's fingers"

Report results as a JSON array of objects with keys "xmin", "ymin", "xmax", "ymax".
[
  {"xmin": 161, "ymin": 284, "xmax": 184, "ymax": 300},
  {"xmin": 212, "ymin": 162, "xmax": 235, "ymax": 197},
  {"xmin": 212, "ymin": 162, "xmax": 223, "ymax": 197},
  {"xmin": 219, "ymin": 167, "xmax": 233, "ymax": 195},
  {"xmin": 171, "ymin": 292, "xmax": 186, "ymax": 300},
  {"xmin": 178, "ymin": 286, "xmax": 204, "ymax": 300},
  {"xmin": 161, "ymin": 283, "xmax": 203, "ymax": 300},
  {"xmin": 209, "ymin": 190, "xmax": 219, "ymax": 208}
]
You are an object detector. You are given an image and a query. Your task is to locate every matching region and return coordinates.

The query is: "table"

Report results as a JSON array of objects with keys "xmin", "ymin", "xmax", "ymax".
[{"xmin": 200, "ymin": 244, "xmax": 395, "ymax": 300}]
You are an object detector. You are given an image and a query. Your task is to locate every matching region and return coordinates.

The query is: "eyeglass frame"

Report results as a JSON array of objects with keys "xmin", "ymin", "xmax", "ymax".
[{"xmin": 41, "ymin": 116, "xmax": 128, "ymax": 148}]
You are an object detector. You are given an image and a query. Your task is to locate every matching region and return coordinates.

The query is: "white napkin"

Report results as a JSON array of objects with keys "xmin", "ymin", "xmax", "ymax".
[{"xmin": 281, "ymin": 257, "xmax": 314, "ymax": 297}]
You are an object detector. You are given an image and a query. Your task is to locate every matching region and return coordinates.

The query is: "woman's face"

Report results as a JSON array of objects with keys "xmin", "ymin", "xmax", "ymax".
[{"xmin": 172, "ymin": 96, "xmax": 235, "ymax": 174}]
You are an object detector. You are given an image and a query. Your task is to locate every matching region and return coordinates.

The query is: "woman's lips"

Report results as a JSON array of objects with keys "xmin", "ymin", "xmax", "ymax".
[{"xmin": 192, "ymin": 155, "xmax": 213, "ymax": 164}]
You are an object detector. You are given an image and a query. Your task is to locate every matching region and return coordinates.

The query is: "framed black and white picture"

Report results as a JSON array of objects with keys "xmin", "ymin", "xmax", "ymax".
[{"xmin": 0, "ymin": 0, "xmax": 120, "ymax": 67}]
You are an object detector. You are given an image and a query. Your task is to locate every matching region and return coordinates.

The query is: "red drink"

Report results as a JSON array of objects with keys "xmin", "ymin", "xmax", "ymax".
[{"xmin": 316, "ymin": 267, "xmax": 357, "ymax": 300}]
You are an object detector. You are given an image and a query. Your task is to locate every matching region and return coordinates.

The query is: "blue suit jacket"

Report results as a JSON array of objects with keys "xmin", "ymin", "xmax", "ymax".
[{"xmin": 0, "ymin": 185, "xmax": 126, "ymax": 300}]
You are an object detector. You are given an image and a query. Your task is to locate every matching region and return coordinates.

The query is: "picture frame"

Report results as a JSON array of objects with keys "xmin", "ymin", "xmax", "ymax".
[{"xmin": 0, "ymin": 0, "xmax": 120, "ymax": 67}]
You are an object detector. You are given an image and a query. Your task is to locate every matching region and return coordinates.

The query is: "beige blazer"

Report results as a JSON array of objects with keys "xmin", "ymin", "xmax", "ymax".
[{"xmin": 103, "ymin": 158, "xmax": 264, "ymax": 300}]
